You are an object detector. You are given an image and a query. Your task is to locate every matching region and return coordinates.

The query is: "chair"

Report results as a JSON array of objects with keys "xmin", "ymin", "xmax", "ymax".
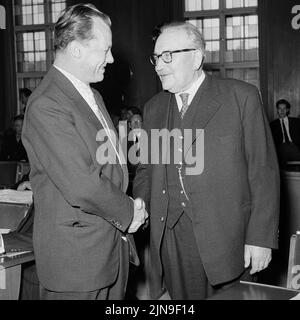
[
  {"xmin": 0, "ymin": 161, "xmax": 18, "ymax": 189},
  {"xmin": 0, "ymin": 202, "xmax": 30, "ymax": 232},
  {"xmin": 287, "ymin": 231, "xmax": 300, "ymax": 290}
]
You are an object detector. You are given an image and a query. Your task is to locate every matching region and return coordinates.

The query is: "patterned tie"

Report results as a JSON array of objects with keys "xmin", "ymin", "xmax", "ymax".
[
  {"xmin": 179, "ymin": 93, "xmax": 190, "ymax": 119},
  {"xmin": 88, "ymin": 89, "xmax": 124, "ymax": 165}
]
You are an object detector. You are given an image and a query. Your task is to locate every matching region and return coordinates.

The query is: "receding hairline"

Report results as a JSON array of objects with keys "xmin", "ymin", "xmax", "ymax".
[{"xmin": 158, "ymin": 22, "xmax": 205, "ymax": 53}]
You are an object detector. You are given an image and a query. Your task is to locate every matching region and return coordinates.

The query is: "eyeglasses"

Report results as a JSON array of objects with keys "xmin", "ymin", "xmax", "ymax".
[{"xmin": 150, "ymin": 48, "xmax": 197, "ymax": 66}]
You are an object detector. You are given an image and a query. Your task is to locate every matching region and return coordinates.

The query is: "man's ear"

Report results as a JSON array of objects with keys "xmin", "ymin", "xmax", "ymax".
[
  {"xmin": 194, "ymin": 50, "xmax": 204, "ymax": 70},
  {"xmin": 68, "ymin": 41, "xmax": 82, "ymax": 59}
]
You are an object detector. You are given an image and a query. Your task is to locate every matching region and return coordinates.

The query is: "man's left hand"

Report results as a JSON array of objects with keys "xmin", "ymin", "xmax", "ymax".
[{"xmin": 244, "ymin": 245, "xmax": 272, "ymax": 274}]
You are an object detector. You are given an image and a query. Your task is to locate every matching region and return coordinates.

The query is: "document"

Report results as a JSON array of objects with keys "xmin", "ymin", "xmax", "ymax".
[{"xmin": 0, "ymin": 189, "xmax": 33, "ymax": 204}]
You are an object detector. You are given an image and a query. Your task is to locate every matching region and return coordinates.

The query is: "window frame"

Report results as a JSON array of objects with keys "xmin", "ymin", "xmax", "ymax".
[
  {"xmin": 184, "ymin": 1, "xmax": 259, "ymax": 86},
  {"xmin": 13, "ymin": 0, "xmax": 66, "ymax": 113}
]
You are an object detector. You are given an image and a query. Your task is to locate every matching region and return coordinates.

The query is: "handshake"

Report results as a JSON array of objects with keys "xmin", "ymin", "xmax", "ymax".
[{"xmin": 128, "ymin": 197, "xmax": 149, "ymax": 233}]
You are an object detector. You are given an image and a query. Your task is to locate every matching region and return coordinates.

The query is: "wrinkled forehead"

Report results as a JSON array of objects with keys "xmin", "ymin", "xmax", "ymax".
[{"xmin": 155, "ymin": 28, "xmax": 192, "ymax": 53}]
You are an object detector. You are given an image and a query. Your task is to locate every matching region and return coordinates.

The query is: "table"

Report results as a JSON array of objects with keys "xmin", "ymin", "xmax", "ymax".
[
  {"xmin": 208, "ymin": 281, "xmax": 300, "ymax": 300},
  {"xmin": 0, "ymin": 251, "xmax": 34, "ymax": 299}
]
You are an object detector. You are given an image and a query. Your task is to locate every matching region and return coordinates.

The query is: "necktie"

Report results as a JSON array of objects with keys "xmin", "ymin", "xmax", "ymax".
[
  {"xmin": 281, "ymin": 119, "xmax": 290, "ymax": 143},
  {"xmin": 179, "ymin": 93, "xmax": 190, "ymax": 119},
  {"xmin": 89, "ymin": 90, "xmax": 124, "ymax": 165}
]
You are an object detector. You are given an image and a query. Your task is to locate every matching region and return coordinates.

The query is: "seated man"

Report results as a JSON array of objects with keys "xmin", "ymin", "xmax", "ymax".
[{"xmin": 270, "ymin": 99, "xmax": 300, "ymax": 167}]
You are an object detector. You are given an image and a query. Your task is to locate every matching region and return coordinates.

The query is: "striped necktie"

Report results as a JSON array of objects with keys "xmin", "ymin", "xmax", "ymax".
[{"xmin": 179, "ymin": 93, "xmax": 190, "ymax": 119}]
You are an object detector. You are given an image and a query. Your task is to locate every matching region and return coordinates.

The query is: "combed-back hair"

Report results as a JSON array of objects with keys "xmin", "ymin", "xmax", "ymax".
[
  {"xmin": 54, "ymin": 3, "xmax": 111, "ymax": 50},
  {"xmin": 153, "ymin": 21, "xmax": 206, "ymax": 57}
]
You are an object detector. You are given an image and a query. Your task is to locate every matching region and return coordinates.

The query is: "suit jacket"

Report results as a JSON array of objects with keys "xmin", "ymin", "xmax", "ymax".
[
  {"xmin": 22, "ymin": 66, "xmax": 137, "ymax": 292},
  {"xmin": 133, "ymin": 75, "xmax": 280, "ymax": 299},
  {"xmin": 2, "ymin": 204, "xmax": 34, "ymax": 252},
  {"xmin": 270, "ymin": 117, "xmax": 300, "ymax": 148}
]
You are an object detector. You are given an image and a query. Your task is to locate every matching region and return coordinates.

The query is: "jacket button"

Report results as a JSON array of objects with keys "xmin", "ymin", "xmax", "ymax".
[
  {"xmin": 162, "ymin": 189, "xmax": 166, "ymax": 194},
  {"xmin": 181, "ymin": 202, "xmax": 186, "ymax": 207},
  {"xmin": 160, "ymin": 217, "xmax": 164, "ymax": 222}
]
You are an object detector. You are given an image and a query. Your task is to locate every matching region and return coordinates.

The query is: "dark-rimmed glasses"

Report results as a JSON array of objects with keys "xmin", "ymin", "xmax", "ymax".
[{"xmin": 150, "ymin": 48, "xmax": 197, "ymax": 66}]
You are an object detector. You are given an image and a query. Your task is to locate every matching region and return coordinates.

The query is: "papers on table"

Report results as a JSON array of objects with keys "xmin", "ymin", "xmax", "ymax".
[
  {"xmin": 0, "ymin": 189, "xmax": 33, "ymax": 204},
  {"xmin": 0, "ymin": 229, "xmax": 10, "ymax": 234}
]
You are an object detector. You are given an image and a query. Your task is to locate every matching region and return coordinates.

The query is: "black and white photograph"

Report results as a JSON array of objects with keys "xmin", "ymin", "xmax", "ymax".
[{"xmin": 0, "ymin": 0, "xmax": 300, "ymax": 308}]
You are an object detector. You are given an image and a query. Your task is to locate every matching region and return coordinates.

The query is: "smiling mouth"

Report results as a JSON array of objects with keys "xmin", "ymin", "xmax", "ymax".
[{"xmin": 159, "ymin": 74, "xmax": 170, "ymax": 79}]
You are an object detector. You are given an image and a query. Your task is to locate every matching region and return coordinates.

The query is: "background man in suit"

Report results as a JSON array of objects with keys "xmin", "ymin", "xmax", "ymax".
[
  {"xmin": 22, "ymin": 3, "xmax": 147, "ymax": 300},
  {"xmin": 133, "ymin": 22, "xmax": 280, "ymax": 300},
  {"xmin": 270, "ymin": 99, "xmax": 300, "ymax": 167}
]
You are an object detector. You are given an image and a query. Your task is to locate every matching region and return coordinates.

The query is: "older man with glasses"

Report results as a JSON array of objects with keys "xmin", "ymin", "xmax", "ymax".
[{"xmin": 133, "ymin": 21, "xmax": 280, "ymax": 300}]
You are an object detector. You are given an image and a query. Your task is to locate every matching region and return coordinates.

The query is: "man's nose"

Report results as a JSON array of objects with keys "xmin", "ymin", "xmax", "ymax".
[
  {"xmin": 155, "ymin": 57, "xmax": 164, "ymax": 72},
  {"xmin": 107, "ymin": 51, "xmax": 114, "ymax": 64}
]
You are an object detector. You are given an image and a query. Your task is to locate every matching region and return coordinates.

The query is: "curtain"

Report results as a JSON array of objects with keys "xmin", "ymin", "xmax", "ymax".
[{"xmin": 0, "ymin": 0, "xmax": 17, "ymax": 133}]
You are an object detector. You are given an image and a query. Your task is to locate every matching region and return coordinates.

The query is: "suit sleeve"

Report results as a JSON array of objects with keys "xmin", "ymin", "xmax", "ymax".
[
  {"xmin": 132, "ymin": 103, "xmax": 151, "ymax": 209},
  {"xmin": 22, "ymin": 97, "xmax": 133, "ymax": 232},
  {"xmin": 239, "ymin": 84, "xmax": 280, "ymax": 249}
]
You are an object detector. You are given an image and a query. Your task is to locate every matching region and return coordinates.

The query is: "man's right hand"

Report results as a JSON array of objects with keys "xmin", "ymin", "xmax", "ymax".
[
  {"xmin": 128, "ymin": 197, "xmax": 148, "ymax": 233},
  {"xmin": 17, "ymin": 181, "xmax": 32, "ymax": 191}
]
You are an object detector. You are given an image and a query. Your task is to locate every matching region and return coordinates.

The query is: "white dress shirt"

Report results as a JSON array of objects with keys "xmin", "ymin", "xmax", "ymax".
[
  {"xmin": 175, "ymin": 71, "xmax": 206, "ymax": 112},
  {"xmin": 53, "ymin": 65, "xmax": 124, "ymax": 165},
  {"xmin": 280, "ymin": 116, "xmax": 292, "ymax": 143}
]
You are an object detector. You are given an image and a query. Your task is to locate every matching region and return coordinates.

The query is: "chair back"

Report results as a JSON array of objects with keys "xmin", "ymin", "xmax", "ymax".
[
  {"xmin": 287, "ymin": 231, "xmax": 300, "ymax": 290},
  {"xmin": 0, "ymin": 202, "xmax": 30, "ymax": 231}
]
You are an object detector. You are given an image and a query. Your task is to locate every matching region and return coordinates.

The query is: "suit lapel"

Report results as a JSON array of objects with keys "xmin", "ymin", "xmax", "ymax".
[
  {"xmin": 47, "ymin": 67, "xmax": 126, "ymax": 191},
  {"xmin": 184, "ymin": 75, "xmax": 222, "ymax": 155}
]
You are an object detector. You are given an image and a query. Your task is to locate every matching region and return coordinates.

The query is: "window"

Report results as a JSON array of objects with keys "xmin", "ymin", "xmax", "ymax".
[
  {"xmin": 185, "ymin": 0, "xmax": 259, "ymax": 88},
  {"xmin": 13, "ymin": 0, "xmax": 66, "ymax": 112}
]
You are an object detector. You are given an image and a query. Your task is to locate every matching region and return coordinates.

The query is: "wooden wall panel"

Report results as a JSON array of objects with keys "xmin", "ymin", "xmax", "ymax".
[{"xmin": 261, "ymin": 0, "xmax": 300, "ymax": 121}]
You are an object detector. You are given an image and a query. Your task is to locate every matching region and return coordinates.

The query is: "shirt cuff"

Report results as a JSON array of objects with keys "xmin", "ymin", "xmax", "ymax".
[{"xmin": 0, "ymin": 234, "xmax": 5, "ymax": 254}]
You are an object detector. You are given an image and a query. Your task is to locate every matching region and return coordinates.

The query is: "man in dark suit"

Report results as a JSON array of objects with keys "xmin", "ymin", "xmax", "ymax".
[
  {"xmin": 22, "ymin": 3, "xmax": 147, "ymax": 300},
  {"xmin": 270, "ymin": 99, "xmax": 300, "ymax": 166},
  {"xmin": 133, "ymin": 22, "xmax": 280, "ymax": 300}
]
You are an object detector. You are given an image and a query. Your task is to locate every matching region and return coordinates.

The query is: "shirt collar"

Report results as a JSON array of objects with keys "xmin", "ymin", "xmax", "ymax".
[
  {"xmin": 175, "ymin": 71, "xmax": 206, "ymax": 109},
  {"xmin": 53, "ymin": 64, "xmax": 95, "ymax": 104}
]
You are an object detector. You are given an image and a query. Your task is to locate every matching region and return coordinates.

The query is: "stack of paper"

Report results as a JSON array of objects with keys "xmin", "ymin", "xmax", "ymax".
[{"xmin": 0, "ymin": 189, "xmax": 33, "ymax": 204}]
